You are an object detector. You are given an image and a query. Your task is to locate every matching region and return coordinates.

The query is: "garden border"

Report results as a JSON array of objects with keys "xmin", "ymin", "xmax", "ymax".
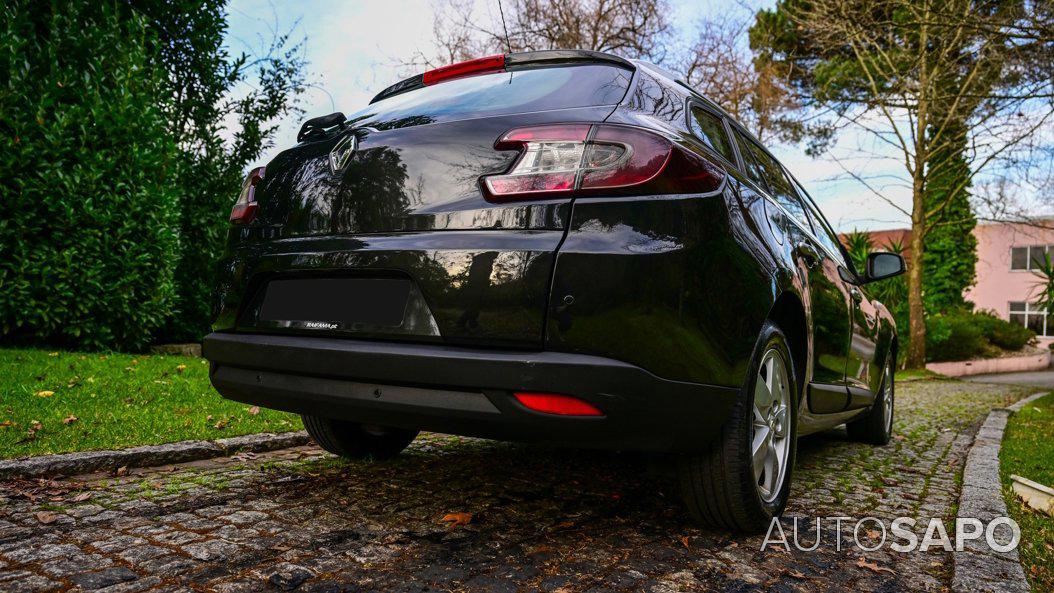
[
  {"xmin": 951, "ymin": 390, "xmax": 1046, "ymax": 593},
  {"xmin": 0, "ymin": 431, "xmax": 310, "ymax": 479}
]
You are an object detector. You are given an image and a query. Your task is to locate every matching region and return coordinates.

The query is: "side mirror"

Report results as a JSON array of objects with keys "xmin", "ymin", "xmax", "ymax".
[{"xmin": 865, "ymin": 252, "xmax": 905, "ymax": 282}]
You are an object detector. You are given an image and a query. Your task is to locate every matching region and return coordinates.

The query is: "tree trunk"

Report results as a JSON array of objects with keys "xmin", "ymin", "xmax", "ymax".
[{"xmin": 906, "ymin": 188, "xmax": 927, "ymax": 368}]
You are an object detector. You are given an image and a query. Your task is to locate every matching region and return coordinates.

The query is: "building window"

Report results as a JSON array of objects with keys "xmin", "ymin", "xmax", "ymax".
[
  {"xmin": 1011, "ymin": 245, "xmax": 1053, "ymax": 270},
  {"xmin": 1009, "ymin": 301, "xmax": 1053, "ymax": 336}
]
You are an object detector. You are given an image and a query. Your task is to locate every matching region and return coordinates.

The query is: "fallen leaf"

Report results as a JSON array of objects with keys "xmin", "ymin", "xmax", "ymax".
[
  {"xmin": 48, "ymin": 352, "xmax": 59, "ymax": 357},
  {"xmin": 29, "ymin": 420, "xmax": 43, "ymax": 433},
  {"xmin": 36, "ymin": 511, "xmax": 58, "ymax": 524},
  {"xmin": 248, "ymin": 406, "xmax": 260, "ymax": 416},
  {"xmin": 34, "ymin": 390, "xmax": 55, "ymax": 398},
  {"xmin": 679, "ymin": 535, "xmax": 691, "ymax": 549},
  {"xmin": 62, "ymin": 414, "xmax": 78, "ymax": 425},
  {"xmin": 440, "ymin": 512, "xmax": 472, "ymax": 528},
  {"xmin": 70, "ymin": 492, "xmax": 92, "ymax": 502},
  {"xmin": 856, "ymin": 557, "xmax": 895, "ymax": 575},
  {"xmin": 175, "ymin": 364, "xmax": 186, "ymax": 373},
  {"xmin": 114, "ymin": 466, "xmax": 128, "ymax": 477},
  {"xmin": 0, "ymin": 420, "xmax": 14, "ymax": 428},
  {"xmin": 214, "ymin": 418, "xmax": 228, "ymax": 429}
]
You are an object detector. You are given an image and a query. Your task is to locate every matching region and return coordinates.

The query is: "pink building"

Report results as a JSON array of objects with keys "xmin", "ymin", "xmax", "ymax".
[
  {"xmin": 967, "ymin": 221, "xmax": 1054, "ymax": 344},
  {"xmin": 866, "ymin": 220, "xmax": 1054, "ymax": 344}
]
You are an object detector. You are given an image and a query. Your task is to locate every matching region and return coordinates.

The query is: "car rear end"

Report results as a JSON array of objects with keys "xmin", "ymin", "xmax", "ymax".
[{"xmin": 204, "ymin": 51, "xmax": 743, "ymax": 452}]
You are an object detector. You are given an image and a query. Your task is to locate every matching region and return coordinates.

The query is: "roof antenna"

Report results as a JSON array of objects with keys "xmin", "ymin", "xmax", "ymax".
[{"xmin": 497, "ymin": 0, "xmax": 512, "ymax": 54}]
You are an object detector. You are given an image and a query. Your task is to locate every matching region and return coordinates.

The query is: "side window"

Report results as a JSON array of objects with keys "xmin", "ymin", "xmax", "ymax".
[
  {"xmin": 688, "ymin": 105, "xmax": 735, "ymax": 163},
  {"xmin": 745, "ymin": 142, "xmax": 812, "ymax": 229},
  {"xmin": 731, "ymin": 129, "xmax": 766, "ymax": 187},
  {"xmin": 795, "ymin": 180, "xmax": 850, "ymax": 269}
]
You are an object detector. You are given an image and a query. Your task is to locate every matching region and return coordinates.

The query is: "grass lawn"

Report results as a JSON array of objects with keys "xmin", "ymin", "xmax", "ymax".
[
  {"xmin": 0, "ymin": 347, "xmax": 301, "ymax": 459},
  {"xmin": 894, "ymin": 368, "xmax": 945, "ymax": 382},
  {"xmin": 1001, "ymin": 391, "xmax": 1054, "ymax": 593}
]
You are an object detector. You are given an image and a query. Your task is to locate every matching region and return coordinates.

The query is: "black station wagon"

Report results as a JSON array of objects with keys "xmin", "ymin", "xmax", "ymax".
[{"xmin": 203, "ymin": 50, "xmax": 906, "ymax": 532}]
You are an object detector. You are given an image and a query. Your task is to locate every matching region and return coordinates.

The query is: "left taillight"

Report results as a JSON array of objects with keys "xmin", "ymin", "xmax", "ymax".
[
  {"xmin": 230, "ymin": 166, "xmax": 265, "ymax": 225},
  {"xmin": 482, "ymin": 124, "xmax": 724, "ymax": 202}
]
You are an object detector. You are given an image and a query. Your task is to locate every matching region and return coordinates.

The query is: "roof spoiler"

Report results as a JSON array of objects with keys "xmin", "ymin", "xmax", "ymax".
[
  {"xmin": 297, "ymin": 112, "xmax": 346, "ymax": 143},
  {"xmin": 370, "ymin": 50, "xmax": 634, "ymax": 105}
]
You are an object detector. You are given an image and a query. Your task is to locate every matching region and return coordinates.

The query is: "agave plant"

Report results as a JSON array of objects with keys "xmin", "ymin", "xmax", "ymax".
[
  {"xmin": 1030, "ymin": 252, "xmax": 1054, "ymax": 315},
  {"xmin": 842, "ymin": 229, "xmax": 874, "ymax": 273}
]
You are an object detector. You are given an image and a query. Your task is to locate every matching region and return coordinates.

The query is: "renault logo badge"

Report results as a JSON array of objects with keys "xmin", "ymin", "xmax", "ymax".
[{"xmin": 329, "ymin": 133, "xmax": 357, "ymax": 174}]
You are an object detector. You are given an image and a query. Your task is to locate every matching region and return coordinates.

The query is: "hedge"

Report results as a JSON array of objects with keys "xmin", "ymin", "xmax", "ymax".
[{"xmin": 0, "ymin": 2, "xmax": 181, "ymax": 350}]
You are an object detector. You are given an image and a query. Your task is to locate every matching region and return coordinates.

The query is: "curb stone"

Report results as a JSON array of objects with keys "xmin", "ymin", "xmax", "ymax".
[
  {"xmin": 1006, "ymin": 390, "xmax": 1047, "ymax": 413},
  {"xmin": 0, "ymin": 431, "xmax": 310, "ymax": 479},
  {"xmin": 951, "ymin": 391, "xmax": 1046, "ymax": 593}
]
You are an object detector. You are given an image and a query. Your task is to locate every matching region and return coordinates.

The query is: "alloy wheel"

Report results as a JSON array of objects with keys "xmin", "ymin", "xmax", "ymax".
[
  {"xmin": 882, "ymin": 362, "xmax": 894, "ymax": 434},
  {"xmin": 752, "ymin": 348, "xmax": 791, "ymax": 503}
]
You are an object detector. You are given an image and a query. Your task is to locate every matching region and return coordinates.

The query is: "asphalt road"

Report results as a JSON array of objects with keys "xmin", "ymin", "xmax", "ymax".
[{"xmin": 964, "ymin": 368, "xmax": 1054, "ymax": 388}]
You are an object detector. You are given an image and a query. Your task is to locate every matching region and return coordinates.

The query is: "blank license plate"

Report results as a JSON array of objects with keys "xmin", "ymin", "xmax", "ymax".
[{"xmin": 258, "ymin": 277, "xmax": 410, "ymax": 327}]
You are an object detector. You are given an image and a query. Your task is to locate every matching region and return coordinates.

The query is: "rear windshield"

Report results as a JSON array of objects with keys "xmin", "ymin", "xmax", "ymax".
[{"xmin": 347, "ymin": 64, "xmax": 633, "ymax": 130}]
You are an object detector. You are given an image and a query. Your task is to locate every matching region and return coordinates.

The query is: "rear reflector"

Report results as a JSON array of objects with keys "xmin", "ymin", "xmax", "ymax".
[
  {"xmin": 423, "ymin": 54, "xmax": 506, "ymax": 86},
  {"xmin": 513, "ymin": 392, "xmax": 604, "ymax": 416}
]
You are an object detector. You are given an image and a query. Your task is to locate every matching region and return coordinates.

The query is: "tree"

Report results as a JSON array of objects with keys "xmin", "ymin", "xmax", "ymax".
[
  {"xmin": 0, "ymin": 1, "xmax": 181, "ymax": 350},
  {"xmin": 678, "ymin": 13, "xmax": 797, "ymax": 143},
  {"xmin": 751, "ymin": 0, "xmax": 1054, "ymax": 367},
  {"xmin": 922, "ymin": 118, "xmax": 977, "ymax": 314},
  {"xmin": 410, "ymin": 0, "xmax": 673, "ymax": 67},
  {"xmin": 126, "ymin": 0, "xmax": 307, "ymax": 342}
]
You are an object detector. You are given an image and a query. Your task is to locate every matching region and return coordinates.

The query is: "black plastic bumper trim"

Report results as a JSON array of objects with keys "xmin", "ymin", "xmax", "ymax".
[{"xmin": 203, "ymin": 332, "xmax": 740, "ymax": 452}]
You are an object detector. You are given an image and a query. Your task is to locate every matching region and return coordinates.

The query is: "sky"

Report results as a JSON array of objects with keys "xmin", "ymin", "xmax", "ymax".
[{"xmin": 225, "ymin": 0, "xmax": 913, "ymax": 232}]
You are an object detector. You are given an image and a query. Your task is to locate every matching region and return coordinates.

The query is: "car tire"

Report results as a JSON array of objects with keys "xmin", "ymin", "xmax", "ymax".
[
  {"xmin": 846, "ymin": 356, "xmax": 894, "ymax": 445},
  {"xmin": 302, "ymin": 415, "xmax": 418, "ymax": 460},
  {"xmin": 677, "ymin": 321, "xmax": 798, "ymax": 533}
]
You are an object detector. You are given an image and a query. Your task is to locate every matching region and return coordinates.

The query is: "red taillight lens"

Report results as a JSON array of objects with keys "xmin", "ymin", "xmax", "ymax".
[
  {"xmin": 513, "ymin": 392, "xmax": 604, "ymax": 416},
  {"xmin": 423, "ymin": 54, "xmax": 506, "ymax": 86},
  {"xmin": 230, "ymin": 166, "xmax": 265, "ymax": 225},
  {"xmin": 483, "ymin": 124, "xmax": 723, "ymax": 202}
]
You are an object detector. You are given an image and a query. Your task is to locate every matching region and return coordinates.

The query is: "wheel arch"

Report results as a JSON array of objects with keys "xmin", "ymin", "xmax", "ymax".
[{"xmin": 767, "ymin": 290, "xmax": 810, "ymax": 397}]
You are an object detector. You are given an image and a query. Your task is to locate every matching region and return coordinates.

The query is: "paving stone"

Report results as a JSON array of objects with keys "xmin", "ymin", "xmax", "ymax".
[
  {"xmin": 183, "ymin": 539, "xmax": 242, "ymax": 562},
  {"xmin": 69, "ymin": 566, "xmax": 139, "ymax": 590},
  {"xmin": 265, "ymin": 562, "xmax": 315, "ymax": 590}
]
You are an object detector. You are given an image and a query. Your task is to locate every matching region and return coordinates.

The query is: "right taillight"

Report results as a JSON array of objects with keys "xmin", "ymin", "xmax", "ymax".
[
  {"xmin": 230, "ymin": 166, "xmax": 265, "ymax": 225},
  {"xmin": 482, "ymin": 124, "xmax": 724, "ymax": 202}
]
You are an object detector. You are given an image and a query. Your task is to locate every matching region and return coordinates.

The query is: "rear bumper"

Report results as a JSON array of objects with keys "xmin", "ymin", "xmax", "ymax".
[{"xmin": 203, "ymin": 332, "xmax": 740, "ymax": 452}]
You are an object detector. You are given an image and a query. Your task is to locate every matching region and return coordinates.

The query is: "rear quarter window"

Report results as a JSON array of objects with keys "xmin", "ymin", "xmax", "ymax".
[
  {"xmin": 348, "ymin": 64, "xmax": 632, "ymax": 129},
  {"xmin": 688, "ymin": 105, "xmax": 735, "ymax": 163}
]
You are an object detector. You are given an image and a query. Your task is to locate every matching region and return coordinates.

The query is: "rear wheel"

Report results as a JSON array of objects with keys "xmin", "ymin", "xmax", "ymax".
[
  {"xmin": 846, "ymin": 356, "xmax": 894, "ymax": 445},
  {"xmin": 677, "ymin": 322, "xmax": 798, "ymax": 533},
  {"xmin": 302, "ymin": 415, "xmax": 418, "ymax": 460}
]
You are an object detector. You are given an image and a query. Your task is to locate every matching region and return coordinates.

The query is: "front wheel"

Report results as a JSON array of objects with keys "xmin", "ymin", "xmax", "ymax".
[
  {"xmin": 677, "ymin": 322, "xmax": 798, "ymax": 533},
  {"xmin": 302, "ymin": 415, "xmax": 418, "ymax": 460},
  {"xmin": 846, "ymin": 356, "xmax": 894, "ymax": 445}
]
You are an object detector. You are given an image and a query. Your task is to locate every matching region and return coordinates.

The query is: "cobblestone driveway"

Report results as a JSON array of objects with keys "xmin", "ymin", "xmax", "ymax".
[{"xmin": 0, "ymin": 380, "xmax": 1034, "ymax": 593}]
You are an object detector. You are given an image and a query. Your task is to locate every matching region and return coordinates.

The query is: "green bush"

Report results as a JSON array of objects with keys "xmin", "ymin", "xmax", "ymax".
[
  {"xmin": 0, "ymin": 2, "xmax": 180, "ymax": 350},
  {"xmin": 926, "ymin": 312, "xmax": 987, "ymax": 362},
  {"xmin": 926, "ymin": 309, "xmax": 1034, "ymax": 362},
  {"xmin": 973, "ymin": 310, "xmax": 1034, "ymax": 350}
]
